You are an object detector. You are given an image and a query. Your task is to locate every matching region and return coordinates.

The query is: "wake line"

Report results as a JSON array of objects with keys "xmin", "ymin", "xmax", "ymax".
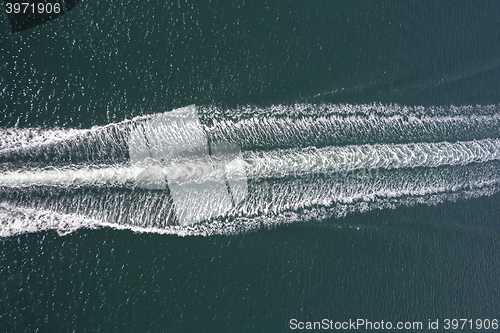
[
  {"xmin": 242, "ymin": 161, "xmax": 500, "ymax": 218},
  {"xmin": 245, "ymin": 138, "xmax": 500, "ymax": 178},
  {"xmin": 205, "ymin": 113, "xmax": 500, "ymax": 150},
  {"xmin": 1, "ymin": 103, "xmax": 500, "ymax": 237},
  {"xmin": 0, "ymin": 138, "xmax": 499, "ymax": 187},
  {"xmin": 1, "ymin": 161, "xmax": 499, "ymax": 236},
  {"xmin": 1, "ymin": 104, "xmax": 500, "ymax": 171}
]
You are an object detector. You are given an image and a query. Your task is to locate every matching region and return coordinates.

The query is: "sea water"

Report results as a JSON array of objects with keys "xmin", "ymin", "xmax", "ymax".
[{"xmin": 1, "ymin": 1, "xmax": 500, "ymax": 332}]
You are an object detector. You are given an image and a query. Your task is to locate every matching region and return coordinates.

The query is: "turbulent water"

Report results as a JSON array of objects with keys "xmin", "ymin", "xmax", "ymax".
[{"xmin": 1, "ymin": 103, "xmax": 499, "ymax": 237}]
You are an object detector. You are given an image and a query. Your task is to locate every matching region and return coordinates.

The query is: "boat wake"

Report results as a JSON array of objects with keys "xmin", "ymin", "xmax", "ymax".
[{"xmin": 1, "ymin": 103, "xmax": 499, "ymax": 237}]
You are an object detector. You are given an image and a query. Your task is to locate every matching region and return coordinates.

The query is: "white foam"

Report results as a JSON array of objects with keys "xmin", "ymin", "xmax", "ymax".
[
  {"xmin": 1, "ymin": 162, "xmax": 499, "ymax": 238},
  {"xmin": 0, "ymin": 202, "xmax": 98, "ymax": 237},
  {"xmin": 1, "ymin": 139, "xmax": 499, "ymax": 187},
  {"xmin": 1, "ymin": 103, "xmax": 500, "ymax": 237},
  {"xmin": 0, "ymin": 127, "xmax": 90, "ymax": 153},
  {"xmin": 206, "ymin": 112, "xmax": 500, "ymax": 150},
  {"xmin": 245, "ymin": 138, "xmax": 500, "ymax": 178},
  {"xmin": 2, "ymin": 104, "xmax": 500, "ymax": 170}
]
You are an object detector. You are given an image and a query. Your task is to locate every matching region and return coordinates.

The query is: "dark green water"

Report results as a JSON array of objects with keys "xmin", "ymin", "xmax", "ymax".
[{"xmin": 1, "ymin": 1, "xmax": 500, "ymax": 332}]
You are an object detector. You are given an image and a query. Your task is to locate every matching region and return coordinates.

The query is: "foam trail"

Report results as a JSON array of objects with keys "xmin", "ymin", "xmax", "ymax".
[
  {"xmin": 0, "ymin": 165, "xmax": 143, "ymax": 187},
  {"xmin": 1, "ymin": 161, "xmax": 499, "ymax": 236},
  {"xmin": 2, "ymin": 103, "xmax": 500, "ymax": 171},
  {"xmin": 241, "ymin": 161, "xmax": 500, "ymax": 219},
  {"xmin": 0, "ymin": 103, "xmax": 500, "ymax": 237},
  {"xmin": 245, "ymin": 138, "xmax": 500, "ymax": 178},
  {"xmin": 0, "ymin": 138, "xmax": 500, "ymax": 187},
  {"xmin": 202, "ymin": 104, "xmax": 500, "ymax": 150},
  {"xmin": 0, "ymin": 124, "xmax": 130, "ymax": 171}
]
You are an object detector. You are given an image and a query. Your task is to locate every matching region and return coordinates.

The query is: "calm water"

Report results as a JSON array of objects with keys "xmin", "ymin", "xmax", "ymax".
[{"xmin": 1, "ymin": 1, "xmax": 500, "ymax": 332}]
